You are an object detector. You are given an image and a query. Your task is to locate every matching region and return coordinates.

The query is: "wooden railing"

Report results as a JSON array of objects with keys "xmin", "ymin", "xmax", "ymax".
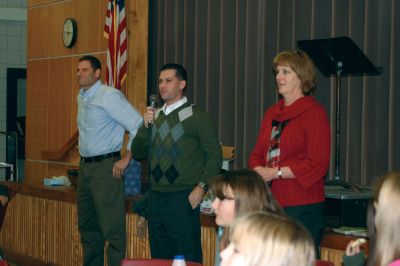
[{"xmin": 41, "ymin": 131, "xmax": 79, "ymax": 160}]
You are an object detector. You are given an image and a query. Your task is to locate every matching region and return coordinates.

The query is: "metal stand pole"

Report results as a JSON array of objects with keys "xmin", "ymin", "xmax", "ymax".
[{"xmin": 334, "ymin": 62, "xmax": 343, "ymax": 180}]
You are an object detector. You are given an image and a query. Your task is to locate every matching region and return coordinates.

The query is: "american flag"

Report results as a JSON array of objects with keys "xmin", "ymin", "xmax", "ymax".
[{"xmin": 104, "ymin": 0, "xmax": 127, "ymax": 90}]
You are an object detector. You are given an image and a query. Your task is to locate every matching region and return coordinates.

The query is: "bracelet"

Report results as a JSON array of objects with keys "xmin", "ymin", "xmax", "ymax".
[
  {"xmin": 277, "ymin": 166, "xmax": 282, "ymax": 179},
  {"xmin": 198, "ymin": 182, "xmax": 209, "ymax": 192}
]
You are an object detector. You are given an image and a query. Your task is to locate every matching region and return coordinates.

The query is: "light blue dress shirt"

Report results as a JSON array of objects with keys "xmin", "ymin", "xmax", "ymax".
[{"xmin": 77, "ymin": 80, "xmax": 143, "ymax": 157}]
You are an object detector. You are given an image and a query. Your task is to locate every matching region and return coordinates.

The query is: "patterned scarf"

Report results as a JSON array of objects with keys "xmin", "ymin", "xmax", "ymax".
[{"xmin": 266, "ymin": 119, "xmax": 289, "ymax": 167}]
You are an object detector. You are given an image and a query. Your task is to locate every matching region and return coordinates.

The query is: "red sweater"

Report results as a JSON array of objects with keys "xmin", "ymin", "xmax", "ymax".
[{"xmin": 248, "ymin": 97, "xmax": 331, "ymax": 207}]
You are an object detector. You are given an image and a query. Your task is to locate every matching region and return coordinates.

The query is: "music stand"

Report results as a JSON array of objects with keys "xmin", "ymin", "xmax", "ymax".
[{"xmin": 297, "ymin": 36, "xmax": 382, "ymax": 181}]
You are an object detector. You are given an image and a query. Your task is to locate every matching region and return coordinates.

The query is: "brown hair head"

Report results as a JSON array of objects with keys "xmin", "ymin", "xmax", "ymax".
[
  {"xmin": 273, "ymin": 50, "xmax": 316, "ymax": 95},
  {"xmin": 211, "ymin": 169, "xmax": 284, "ymax": 218},
  {"xmin": 211, "ymin": 169, "xmax": 285, "ymax": 250}
]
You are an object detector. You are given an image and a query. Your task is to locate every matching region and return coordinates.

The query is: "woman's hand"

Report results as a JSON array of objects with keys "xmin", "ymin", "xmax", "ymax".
[{"xmin": 254, "ymin": 166, "xmax": 276, "ymax": 182}]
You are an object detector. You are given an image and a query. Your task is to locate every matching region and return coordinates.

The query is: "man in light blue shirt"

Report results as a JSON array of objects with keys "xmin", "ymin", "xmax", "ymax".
[{"xmin": 76, "ymin": 55, "xmax": 142, "ymax": 266}]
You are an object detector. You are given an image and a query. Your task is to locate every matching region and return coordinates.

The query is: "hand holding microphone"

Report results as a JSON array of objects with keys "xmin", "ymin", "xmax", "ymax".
[{"xmin": 145, "ymin": 94, "xmax": 158, "ymax": 128}]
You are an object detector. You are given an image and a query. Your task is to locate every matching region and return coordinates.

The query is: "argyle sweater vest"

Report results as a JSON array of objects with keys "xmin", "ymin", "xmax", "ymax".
[{"xmin": 132, "ymin": 101, "xmax": 222, "ymax": 192}]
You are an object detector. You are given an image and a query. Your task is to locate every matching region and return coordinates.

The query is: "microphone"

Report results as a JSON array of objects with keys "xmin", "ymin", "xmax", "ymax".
[
  {"xmin": 149, "ymin": 94, "xmax": 157, "ymax": 109},
  {"xmin": 148, "ymin": 94, "xmax": 158, "ymax": 126}
]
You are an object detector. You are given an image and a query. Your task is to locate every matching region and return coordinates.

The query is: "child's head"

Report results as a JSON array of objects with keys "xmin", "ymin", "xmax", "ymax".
[
  {"xmin": 211, "ymin": 169, "xmax": 283, "ymax": 227},
  {"xmin": 220, "ymin": 212, "xmax": 315, "ymax": 266}
]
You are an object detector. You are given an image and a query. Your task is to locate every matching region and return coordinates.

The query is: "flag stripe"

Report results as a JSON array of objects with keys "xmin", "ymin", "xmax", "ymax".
[{"xmin": 104, "ymin": 0, "xmax": 127, "ymax": 90}]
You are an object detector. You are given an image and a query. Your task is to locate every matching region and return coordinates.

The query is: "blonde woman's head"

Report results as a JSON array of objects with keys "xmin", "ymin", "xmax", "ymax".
[
  {"xmin": 220, "ymin": 212, "xmax": 315, "ymax": 266},
  {"xmin": 370, "ymin": 171, "xmax": 400, "ymax": 266}
]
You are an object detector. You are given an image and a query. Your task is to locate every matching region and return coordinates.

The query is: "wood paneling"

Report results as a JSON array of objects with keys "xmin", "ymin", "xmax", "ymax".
[
  {"xmin": 25, "ymin": 160, "xmax": 47, "ymax": 185},
  {"xmin": 27, "ymin": 5, "xmax": 49, "ymax": 58},
  {"xmin": 48, "ymin": 58, "xmax": 74, "ymax": 155},
  {"xmin": 320, "ymin": 248, "xmax": 345, "ymax": 266},
  {"xmin": 201, "ymin": 226, "xmax": 217, "ymax": 266},
  {"xmin": 0, "ymin": 194, "xmax": 82, "ymax": 266},
  {"xmin": 48, "ymin": 1, "xmax": 74, "ymax": 57},
  {"xmin": 71, "ymin": 56, "xmax": 80, "ymax": 133},
  {"xmin": 73, "ymin": 0, "xmax": 101, "ymax": 54},
  {"xmin": 99, "ymin": 0, "xmax": 109, "ymax": 52},
  {"xmin": 28, "ymin": 0, "xmax": 61, "ymax": 7},
  {"xmin": 47, "ymin": 163, "xmax": 69, "ymax": 180},
  {"xmin": 127, "ymin": 0, "xmax": 148, "ymax": 113},
  {"xmin": 26, "ymin": 60, "xmax": 49, "ymax": 159}
]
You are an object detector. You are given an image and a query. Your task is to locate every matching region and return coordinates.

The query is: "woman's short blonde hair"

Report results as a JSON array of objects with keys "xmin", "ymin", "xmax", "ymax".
[
  {"xmin": 230, "ymin": 212, "xmax": 315, "ymax": 266},
  {"xmin": 273, "ymin": 50, "xmax": 317, "ymax": 94},
  {"xmin": 370, "ymin": 171, "xmax": 400, "ymax": 266}
]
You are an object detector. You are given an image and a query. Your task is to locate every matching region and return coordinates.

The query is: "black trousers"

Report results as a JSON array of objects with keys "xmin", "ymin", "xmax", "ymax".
[
  {"xmin": 146, "ymin": 189, "xmax": 202, "ymax": 263},
  {"xmin": 284, "ymin": 202, "xmax": 324, "ymax": 257}
]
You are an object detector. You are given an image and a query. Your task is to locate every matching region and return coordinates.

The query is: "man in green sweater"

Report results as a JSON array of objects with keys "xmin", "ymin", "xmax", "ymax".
[{"xmin": 132, "ymin": 63, "xmax": 222, "ymax": 263}]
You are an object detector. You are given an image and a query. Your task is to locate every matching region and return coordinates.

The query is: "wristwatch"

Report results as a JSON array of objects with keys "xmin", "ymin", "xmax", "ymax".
[
  {"xmin": 198, "ymin": 182, "xmax": 209, "ymax": 192},
  {"xmin": 277, "ymin": 167, "xmax": 283, "ymax": 179}
]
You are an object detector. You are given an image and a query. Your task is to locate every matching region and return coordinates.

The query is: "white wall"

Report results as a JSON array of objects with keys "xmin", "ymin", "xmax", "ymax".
[{"xmin": 0, "ymin": 0, "xmax": 27, "ymax": 180}]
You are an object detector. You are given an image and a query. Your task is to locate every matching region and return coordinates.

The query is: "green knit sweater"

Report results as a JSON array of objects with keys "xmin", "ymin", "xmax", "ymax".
[{"xmin": 132, "ymin": 102, "xmax": 222, "ymax": 192}]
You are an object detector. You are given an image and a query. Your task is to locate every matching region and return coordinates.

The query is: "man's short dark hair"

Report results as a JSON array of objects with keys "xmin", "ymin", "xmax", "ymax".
[
  {"xmin": 79, "ymin": 55, "xmax": 102, "ymax": 71},
  {"xmin": 160, "ymin": 63, "xmax": 187, "ymax": 82}
]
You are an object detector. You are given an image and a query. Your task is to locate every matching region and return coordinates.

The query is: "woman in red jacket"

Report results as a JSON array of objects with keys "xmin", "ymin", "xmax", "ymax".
[{"xmin": 248, "ymin": 50, "xmax": 331, "ymax": 251}]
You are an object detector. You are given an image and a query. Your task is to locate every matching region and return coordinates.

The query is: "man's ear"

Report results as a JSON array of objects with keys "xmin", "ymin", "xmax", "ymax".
[
  {"xmin": 95, "ymin": 69, "xmax": 101, "ymax": 79},
  {"xmin": 179, "ymin": 80, "xmax": 187, "ymax": 90}
]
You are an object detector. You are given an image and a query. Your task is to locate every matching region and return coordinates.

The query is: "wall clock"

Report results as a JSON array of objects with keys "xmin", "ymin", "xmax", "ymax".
[{"xmin": 62, "ymin": 18, "xmax": 77, "ymax": 48}]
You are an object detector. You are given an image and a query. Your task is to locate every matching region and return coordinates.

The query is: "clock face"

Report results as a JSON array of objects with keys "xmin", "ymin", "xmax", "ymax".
[{"xmin": 63, "ymin": 18, "xmax": 77, "ymax": 48}]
